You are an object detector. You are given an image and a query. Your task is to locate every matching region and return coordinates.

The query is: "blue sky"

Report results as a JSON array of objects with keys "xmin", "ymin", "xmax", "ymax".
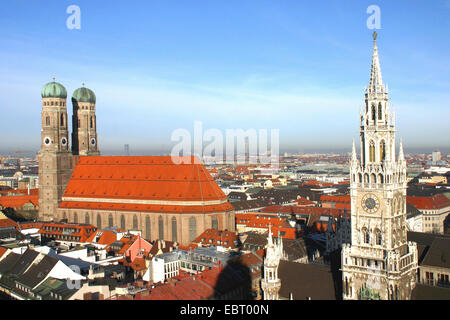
[{"xmin": 0, "ymin": 0, "xmax": 449, "ymax": 155}]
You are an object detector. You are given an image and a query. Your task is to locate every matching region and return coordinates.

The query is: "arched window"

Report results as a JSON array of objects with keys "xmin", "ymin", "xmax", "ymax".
[
  {"xmin": 62, "ymin": 212, "xmax": 67, "ymax": 221},
  {"xmin": 145, "ymin": 216, "xmax": 151, "ymax": 240},
  {"xmin": 362, "ymin": 228, "xmax": 370, "ymax": 244},
  {"xmin": 189, "ymin": 217, "xmax": 197, "ymax": 242},
  {"xmin": 158, "ymin": 216, "xmax": 164, "ymax": 240},
  {"xmin": 369, "ymin": 141, "xmax": 375, "ymax": 162},
  {"xmin": 375, "ymin": 229, "xmax": 382, "ymax": 245},
  {"xmin": 120, "ymin": 215, "xmax": 125, "ymax": 229},
  {"xmin": 364, "ymin": 173, "xmax": 369, "ymax": 184},
  {"xmin": 97, "ymin": 215, "xmax": 102, "ymax": 229},
  {"xmin": 85, "ymin": 213, "xmax": 90, "ymax": 224},
  {"xmin": 371, "ymin": 173, "xmax": 377, "ymax": 184},
  {"xmin": 73, "ymin": 212, "xmax": 78, "ymax": 224},
  {"xmin": 45, "ymin": 116, "xmax": 50, "ymax": 126},
  {"xmin": 108, "ymin": 214, "xmax": 113, "ymax": 228},
  {"xmin": 378, "ymin": 173, "xmax": 384, "ymax": 184},
  {"xmin": 60, "ymin": 113, "xmax": 64, "ymax": 127},
  {"xmin": 172, "ymin": 217, "xmax": 177, "ymax": 243},
  {"xmin": 359, "ymin": 173, "xmax": 363, "ymax": 183},
  {"xmin": 378, "ymin": 103, "xmax": 382, "ymax": 120},
  {"xmin": 90, "ymin": 117, "xmax": 93, "ymax": 129},
  {"xmin": 379, "ymin": 140, "xmax": 386, "ymax": 162},
  {"xmin": 371, "ymin": 104, "xmax": 376, "ymax": 122},
  {"xmin": 133, "ymin": 215, "xmax": 138, "ymax": 230},
  {"xmin": 211, "ymin": 216, "xmax": 218, "ymax": 230}
]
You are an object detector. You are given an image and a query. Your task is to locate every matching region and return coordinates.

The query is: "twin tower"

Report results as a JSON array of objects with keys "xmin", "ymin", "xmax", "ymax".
[{"xmin": 38, "ymin": 80, "xmax": 99, "ymax": 220}]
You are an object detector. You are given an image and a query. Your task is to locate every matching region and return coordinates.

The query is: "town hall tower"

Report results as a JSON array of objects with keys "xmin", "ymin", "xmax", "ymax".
[{"xmin": 341, "ymin": 33, "xmax": 418, "ymax": 300}]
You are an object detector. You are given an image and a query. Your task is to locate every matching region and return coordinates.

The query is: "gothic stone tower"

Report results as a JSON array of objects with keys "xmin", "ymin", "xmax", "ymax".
[
  {"xmin": 71, "ymin": 86, "xmax": 100, "ymax": 156},
  {"xmin": 38, "ymin": 80, "xmax": 74, "ymax": 220},
  {"xmin": 261, "ymin": 226, "xmax": 282, "ymax": 300},
  {"xmin": 341, "ymin": 32, "xmax": 418, "ymax": 300}
]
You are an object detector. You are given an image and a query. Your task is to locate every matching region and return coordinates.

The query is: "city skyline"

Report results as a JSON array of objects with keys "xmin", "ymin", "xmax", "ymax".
[{"xmin": 1, "ymin": 1, "xmax": 449, "ymax": 155}]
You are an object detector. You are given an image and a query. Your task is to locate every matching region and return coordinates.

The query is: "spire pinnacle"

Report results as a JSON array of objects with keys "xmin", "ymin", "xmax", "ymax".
[
  {"xmin": 369, "ymin": 32, "xmax": 383, "ymax": 89},
  {"xmin": 268, "ymin": 224, "xmax": 273, "ymax": 245},
  {"xmin": 352, "ymin": 139, "xmax": 357, "ymax": 161},
  {"xmin": 399, "ymin": 139, "xmax": 405, "ymax": 161}
]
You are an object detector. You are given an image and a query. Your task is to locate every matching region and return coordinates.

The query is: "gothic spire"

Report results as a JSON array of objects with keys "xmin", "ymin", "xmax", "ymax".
[
  {"xmin": 369, "ymin": 31, "xmax": 383, "ymax": 89},
  {"xmin": 352, "ymin": 139, "xmax": 357, "ymax": 162},
  {"xmin": 268, "ymin": 224, "xmax": 273, "ymax": 246},
  {"xmin": 399, "ymin": 139, "xmax": 405, "ymax": 161}
]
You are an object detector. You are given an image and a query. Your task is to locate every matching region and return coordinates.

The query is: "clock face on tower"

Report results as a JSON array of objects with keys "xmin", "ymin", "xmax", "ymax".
[{"xmin": 361, "ymin": 194, "xmax": 380, "ymax": 213}]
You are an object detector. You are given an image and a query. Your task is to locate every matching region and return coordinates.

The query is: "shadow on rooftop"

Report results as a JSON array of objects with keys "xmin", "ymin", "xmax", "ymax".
[{"xmin": 210, "ymin": 258, "xmax": 254, "ymax": 300}]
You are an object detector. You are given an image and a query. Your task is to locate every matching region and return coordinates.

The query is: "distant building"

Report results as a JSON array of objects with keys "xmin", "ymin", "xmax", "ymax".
[
  {"xmin": 407, "ymin": 194, "xmax": 450, "ymax": 234},
  {"xmin": 432, "ymin": 150, "xmax": 441, "ymax": 165}
]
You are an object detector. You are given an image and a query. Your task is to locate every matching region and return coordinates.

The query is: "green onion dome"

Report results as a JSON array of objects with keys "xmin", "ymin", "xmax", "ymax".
[
  {"xmin": 41, "ymin": 81, "xmax": 67, "ymax": 99},
  {"xmin": 72, "ymin": 86, "xmax": 96, "ymax": 104}
]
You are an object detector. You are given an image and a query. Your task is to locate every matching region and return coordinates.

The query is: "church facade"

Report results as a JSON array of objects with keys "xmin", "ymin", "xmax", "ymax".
[
  {"xmin": 341, "ymin": 33, "xmax": 418, "ymax": 300},
  {"xmin": 38, "ymin": 81, "xmax": 235, "ymax": 245}
]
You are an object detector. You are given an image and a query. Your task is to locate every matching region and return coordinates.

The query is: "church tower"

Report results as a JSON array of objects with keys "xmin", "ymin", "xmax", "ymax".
[
  {"xmin": 71, "ymin": 85, "xmax": 100, "ymax": 156},
  {"xmin": 261, "ymin": 226, "xmax": 282, "ymax": 300},
  {"xmin": 341, "ymin": 33, "xmax": 418, "ymax": 300},
  {"xmin": 38, "ymin": 80, "xmax": 74, "ymax": 220}
]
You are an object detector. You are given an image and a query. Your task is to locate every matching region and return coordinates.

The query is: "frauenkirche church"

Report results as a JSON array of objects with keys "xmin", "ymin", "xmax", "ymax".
[{"xmin": 38, "ymin": 83, "xmax": 235, "ymax": 246}]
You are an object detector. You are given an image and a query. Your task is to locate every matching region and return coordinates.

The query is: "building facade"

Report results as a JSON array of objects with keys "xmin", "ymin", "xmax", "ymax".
[{"xmin": 341, "ymin": 32, "xmax": 418, "ymax": 300}]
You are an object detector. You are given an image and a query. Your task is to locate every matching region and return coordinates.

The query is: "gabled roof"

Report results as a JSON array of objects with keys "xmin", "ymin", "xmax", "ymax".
[
  {"xmin": 18, "ymin": 255, "xmax": 59, "ymax": 289},
  {"xmin": 60, "ymin": 156, "xmax": 233, "ymax": 214},
  {"xmin": 7, "ymin": 249, "xmax": 39, "ymax": 276},
  {"xmin": 63, "ymin": 156, "xmax": 227, "ymax": 201},
  {"xmin": 0, "ymin": 251, "xmax": 21, "ymax": 274}
]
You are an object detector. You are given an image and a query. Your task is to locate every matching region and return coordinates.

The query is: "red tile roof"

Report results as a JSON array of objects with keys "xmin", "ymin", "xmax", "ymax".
[
  {"xmin": 259, "ymin": 205, "xmax": 344, "ymax": 217},
  {"xmin": 0, "ymin": 216, "xmax": 18, "ymax": 230},
  {"xmin": 0, "ymin": 188, "xmax": 39, "ymax": 196},
  {"xmin": 39, "ymin": 222, "xmax": 98, "ymax": 243},
  {"xmin": 193, "ymin": 229, "xmax": 238, "ymax": 248},
  {"xmin": 296, "ymin": 197, "xmax": 316, "ymax": 206},
  {"xmin": 407, "ymin": 194, "xmax": 450, "ymax": 210},
  {"xmin": 0, "ymin": 195, "xmax": 39, "ymax": 209},
  {"xmin": 320, "ymin": 195, "xmax": 351, "ymax": 203},
  {"xmin": 86, "ymin": 230, "xmax": 120, "ymax": 246},
  {"xmin": 60, "ymin": 156, "xmax": 233, "ymax": 214},
  {"xmin": 0, "ymin": 246, "xmax": 8, "ymax": 259}
]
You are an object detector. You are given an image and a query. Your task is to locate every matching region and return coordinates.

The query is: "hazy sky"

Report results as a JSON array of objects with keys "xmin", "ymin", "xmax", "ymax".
[{"xmin": 0, "ymin": 0, "xmax": 449, "ymax": 155}]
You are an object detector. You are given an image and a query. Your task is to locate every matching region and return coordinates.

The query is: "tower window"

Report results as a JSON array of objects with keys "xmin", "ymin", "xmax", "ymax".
[
  {"xmin": 378, "ymin": 103, "xmax": 382, "ymax": 120},
  {"xmin": 60, "ymin": 113, "xmax": 64, "ymax": 127},
  {"xmin": 45, "ymin": 116, "xmax": 50, "ymax": 126},
  {"xmin": 380, "ymin": 140, "xmax": 386, "ymax": 161},
  {"xmin": 369, "ymin": 141, "xmax": 375, "ymax": 162},
  {"xmin": 371, "ymin": 104, "xmax": 376, "ymax": 122}
]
